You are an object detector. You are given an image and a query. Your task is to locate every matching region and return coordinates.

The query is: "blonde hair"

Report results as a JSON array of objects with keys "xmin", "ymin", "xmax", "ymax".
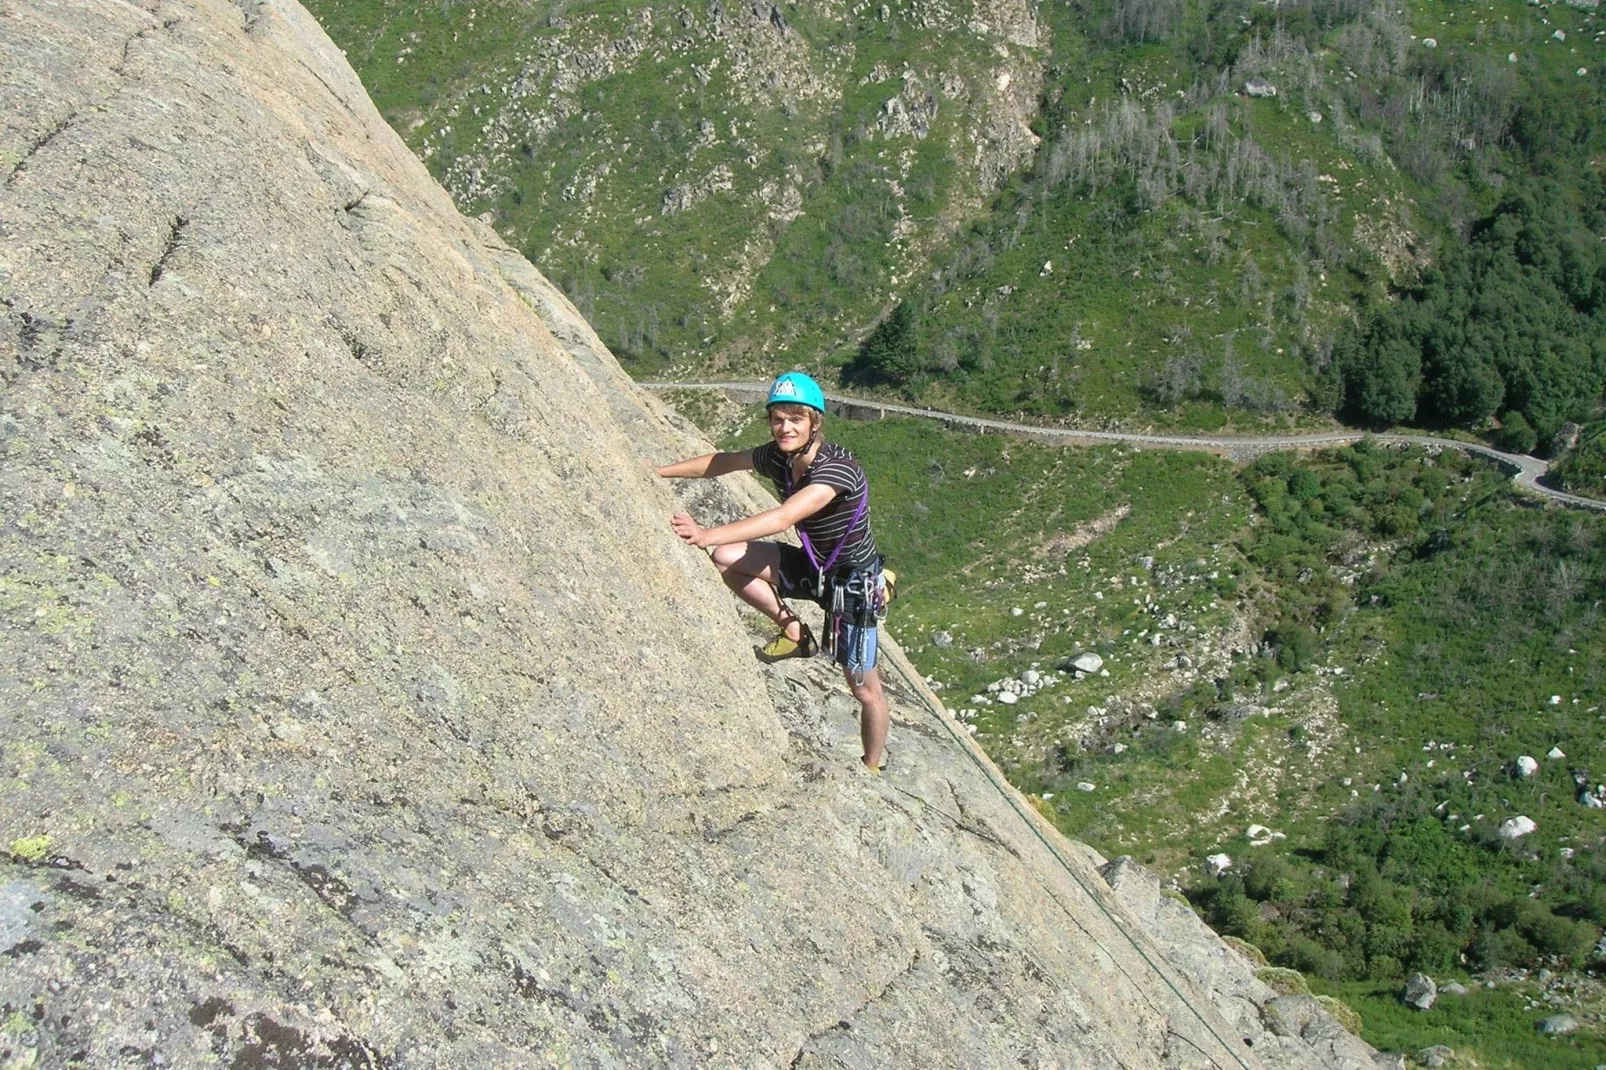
[{"xmin": 768, "ymin": 402, "xmax": 822, "ymax": 429}]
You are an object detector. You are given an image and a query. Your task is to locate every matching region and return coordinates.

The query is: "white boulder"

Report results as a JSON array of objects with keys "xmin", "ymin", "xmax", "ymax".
[
  {"xmin": 1206, "ymin": 853, "xmax": 1232, "ymax": 877},
  {"xmin": 1548, "ymin": 747, "xmax": 1566, "ymax": 760},
  {"xmin": 1516, "ymin": 756, "xmax": 1539, "ymax": 778},
  {"xmin": 1069, "ymin": 652, "xmax": 1103, "ymax": 674},
  {"xmin": 1499, "ymin": 816, "xmax": 1537, "ymax": 840},
  {"xmin": 1403, "ymin": 972, "xmax": 1437, "ymax": 1011}
]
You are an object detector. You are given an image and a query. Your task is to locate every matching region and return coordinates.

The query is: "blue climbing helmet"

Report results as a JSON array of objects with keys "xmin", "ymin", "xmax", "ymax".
[{"xmin": 765, "ymin": 372, "xmax": 826, "ymax": 414}]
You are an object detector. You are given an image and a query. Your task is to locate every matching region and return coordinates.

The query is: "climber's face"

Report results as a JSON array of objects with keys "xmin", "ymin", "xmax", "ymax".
[{"xmin": 768, "ymin": 405, "xmax": 818, "ymax": 453}]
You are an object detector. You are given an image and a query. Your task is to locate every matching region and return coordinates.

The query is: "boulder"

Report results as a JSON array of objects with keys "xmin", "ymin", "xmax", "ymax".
[
  {"xmin": 1440, "ymin": 982, "xmax": 1468, "ymax": 996},
  {"xmin": 1537, "ymin": 1014, "xmax": 1579, "ymax": 1036},
  {"xmin": 1069, "ymin": 652, "xmax": 1104, "ymax": 674},
  {"xmin": 931, "ymin": 630, "xmax": 954, "ymax": 648},
  {"xmin": 1553, "ymin": 421, "xmax": 1585, "ymax": 453},
  {"xmin": 1499, "ymin": 816, "xmax": 1538, "ymax": 839},
  {"xmin": 1244, "ymin": 77, "xmax": 1278, "ymax": 98},
  {"xmin": 1206, "ymin": 853, "xmax": 1233, "ymax": 877},
  {"xmin": 1402, "ymin": 973, "xmax": 1437, "ymax": 1011},
  {"xmin": 1415, "ymin": 1046, "xmax": 1454, "ymax": 1068},
  {"xmin": 1548, "ymin": 747, "xmax": 1566, "ymax": 760},
  {"xmin": 1516, "ymin": 755, "xmax": 1539, "ymax": 778}
]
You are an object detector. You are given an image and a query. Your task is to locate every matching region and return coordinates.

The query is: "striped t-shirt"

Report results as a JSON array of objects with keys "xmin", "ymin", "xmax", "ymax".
[{"xmin": 751, "ymin": 440, "xmax": 878, "ymax": 570}]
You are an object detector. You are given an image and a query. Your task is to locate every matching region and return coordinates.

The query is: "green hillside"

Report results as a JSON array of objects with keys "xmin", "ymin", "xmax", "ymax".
[
  {"xmin": 307, "ymin": 0, "xmax": 1050, "ymax": 377},
  {"xmin": 308, "ymin": 0, "xmax": 1605, "ymax": 436},
  {"xmin": 852, "ymin": 0, "xmax": 1606, "ymax": 437}
]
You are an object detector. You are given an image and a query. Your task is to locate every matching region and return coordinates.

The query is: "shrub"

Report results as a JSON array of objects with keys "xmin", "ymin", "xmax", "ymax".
[
  {"xmin": 1223, "ymin": 935, "xmax": 1270, "ymax": 967},
  {"xmin": 1499, "ymin": 411, "xmax": 1537, "ymax": 455},
  {"xmin": 1470, "ymin": 926, "xmax": 1537, "ymax": 970},
  {"xmin": 1315, "ymin": 995, "xmax": 1364, "ymax": 1036},
  {"xmin": 1517, "ymin": 903, "xmax": 1598, "ymax": 962},
  {"xmin": 1256, "ymin": 966, "xmax": 1312, "ymax": 996},
  {"xmin": 1269, "ymin": 622, "xmax": 1319, "ymax": 672}
]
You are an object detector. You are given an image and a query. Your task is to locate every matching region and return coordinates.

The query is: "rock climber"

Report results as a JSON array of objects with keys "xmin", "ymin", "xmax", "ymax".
[{"xmin": 655, "ymin": 372, "xmax": 893, "ymax": 773}]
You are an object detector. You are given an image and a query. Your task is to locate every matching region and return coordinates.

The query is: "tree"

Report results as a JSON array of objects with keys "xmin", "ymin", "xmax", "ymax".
[
  {"xmin": 1333, "ymin": 183, "xmax": 1606, "ymax": 434},
  {"xmin": 846, "ymin": 302, "xmax": 919, "ymax": 385},
  {"xmin": 1339, "ymin": 331, "xmax": 1421, "ymax": 426}
]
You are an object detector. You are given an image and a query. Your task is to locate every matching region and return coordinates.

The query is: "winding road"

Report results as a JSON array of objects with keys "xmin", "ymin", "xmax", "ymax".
[{"xmin": 642, "ymin": 381, "xmax": 1606, "ymax": 512}]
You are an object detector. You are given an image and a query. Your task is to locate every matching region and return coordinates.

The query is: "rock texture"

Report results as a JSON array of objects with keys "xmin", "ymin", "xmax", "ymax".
[{"xmin": 2, "ymin": 1, "xmax": 1379, "ymax": 1066}]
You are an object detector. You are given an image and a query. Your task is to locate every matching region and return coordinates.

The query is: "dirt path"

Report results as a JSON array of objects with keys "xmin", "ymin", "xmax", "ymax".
[{"xmin": 644, "ymin": 381, "xmax": 1606, "ymax": 512}]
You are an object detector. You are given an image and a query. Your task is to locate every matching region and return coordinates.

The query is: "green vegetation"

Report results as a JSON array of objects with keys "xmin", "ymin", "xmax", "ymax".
[
  {"xmin": 309, "ymin": 0, "xmax": 1606, "ymax": 431},
  {"xmin": 1551, "ymin": 420, "xmax": 1606, "ymax": 495},
  {"xmin": 304, "ymin": 0, "xmax": 1031, "ymax": 378},
  {"xmin": 1311, "ymin": 976, "xmax": 1606, "ymax": 1068},
  {"xmin": 1336, "ymin": 183, "xmax": 1606, "ymax": 439},
  {"xmin": 7, "ymin": 833, "xmax": 51, "ymax": 862},
  {"xmin": 861, "ymin": 0, "xmax": 1606, "ymax": 431}
]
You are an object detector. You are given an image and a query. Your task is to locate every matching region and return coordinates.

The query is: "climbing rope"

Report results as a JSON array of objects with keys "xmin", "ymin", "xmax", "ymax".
[{"xmin": 879, "ymin": 642, "xmax": 1258, "ymax": 1070}]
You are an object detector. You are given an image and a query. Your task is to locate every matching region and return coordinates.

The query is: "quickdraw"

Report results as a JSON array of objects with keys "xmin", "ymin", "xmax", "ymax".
[{"xmin": 822, "ymin": 559, "xmax": 885, "ymax": 685}]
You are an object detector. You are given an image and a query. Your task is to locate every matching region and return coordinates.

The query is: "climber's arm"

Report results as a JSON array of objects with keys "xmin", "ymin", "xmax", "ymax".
[{"xmin": 654, "ymin": 451, "xmax": 754, "ymax": 479}]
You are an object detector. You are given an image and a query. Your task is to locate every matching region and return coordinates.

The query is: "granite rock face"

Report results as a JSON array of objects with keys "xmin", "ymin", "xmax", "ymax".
[{"xmin": 1, "ymin": 1, "xmax": 1378, "ymax": 1066}]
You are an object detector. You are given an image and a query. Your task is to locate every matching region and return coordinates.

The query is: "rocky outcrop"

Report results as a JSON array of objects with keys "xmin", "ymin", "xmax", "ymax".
[
  {"xmin": 1, "ymin": 1, "xmax": 1378, "ymax": 1066},
  {"xmin": 1098, "ymin": 857, "xmax": 1379, "ymax": 1070}
]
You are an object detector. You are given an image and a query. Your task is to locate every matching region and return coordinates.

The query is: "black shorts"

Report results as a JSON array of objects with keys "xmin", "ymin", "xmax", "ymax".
[
  {"xmin": 774, "ymin": 542, "xmax": 828, "ymax": 604},
  {"xmin": 776, "ymin": 543, "xmax": 882, "ymax": 605}
]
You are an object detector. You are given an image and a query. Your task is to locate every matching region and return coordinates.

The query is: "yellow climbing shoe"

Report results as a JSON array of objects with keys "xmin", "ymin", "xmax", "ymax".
[{"xmin": 757, "ymin": 623, "xmax": 815, "ymax": 662}]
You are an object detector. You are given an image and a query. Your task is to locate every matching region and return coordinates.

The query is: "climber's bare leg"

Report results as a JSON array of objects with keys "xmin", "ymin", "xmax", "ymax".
[
  {"xmin": 709, "ymin": 541, "xmax": 802, "ymax": 640},
  {"xmin": 847, "ymin": 666, "xmax": 889, "ymax": 770}
]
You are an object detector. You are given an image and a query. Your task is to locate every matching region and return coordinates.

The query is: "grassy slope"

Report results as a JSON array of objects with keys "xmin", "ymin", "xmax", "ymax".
[{"xmin": 873, "ymin": 0, "xmax": 1606, "ymax": 427}]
